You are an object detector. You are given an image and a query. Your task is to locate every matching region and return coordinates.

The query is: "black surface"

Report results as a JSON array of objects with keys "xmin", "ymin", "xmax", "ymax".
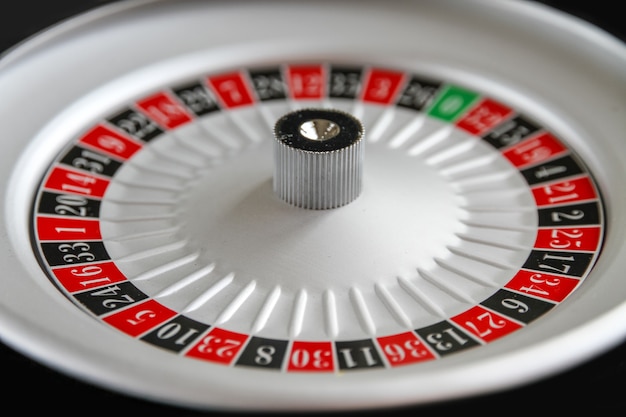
[
  {"xmin": 0, "ymin": 1, "xmax": 624, "ymax": 414},
  {"xmin": 275, "ymin": 108, "xmax": 363, "ymax": 151}
]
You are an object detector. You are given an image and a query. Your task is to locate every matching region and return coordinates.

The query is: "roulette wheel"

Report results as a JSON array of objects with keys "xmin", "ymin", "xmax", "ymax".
[{"xmin": 1, "ymin": 0, "xmax": 625, "ymax": 413}]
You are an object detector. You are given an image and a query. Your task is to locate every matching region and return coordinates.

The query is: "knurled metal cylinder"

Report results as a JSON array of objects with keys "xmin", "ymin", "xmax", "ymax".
[{"xmin": 273, "ymin": 108, "xmax": 364, "ymax": 210}]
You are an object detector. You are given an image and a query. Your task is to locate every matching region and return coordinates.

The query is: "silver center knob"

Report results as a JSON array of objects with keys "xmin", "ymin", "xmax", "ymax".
[
  {"xmin": 273, "ymin": 108, "xmax": 365, "ymax": 210},
  {"xmin": 299, "ymin": 119, "xmax": 341, "ymax": 141}
]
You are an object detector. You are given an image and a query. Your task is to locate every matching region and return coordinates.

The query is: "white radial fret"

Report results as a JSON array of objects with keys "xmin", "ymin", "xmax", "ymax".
[
  {"xmin": 349, "ymin": 287, "xmax": 376, "ymax": 336},
  {"xmin": 132, "ymin": 252, "xmax": 202, "ymax": 283},
  {"xmin": 407, "ymin": 125, "xmax": 452, "ymax": 156},
  {"xmin": 183, "ymin": 272, "xmax": 235, "ymax": 313},
  {"xmin": 397, "ymin": 276, "xmax": 447, "ymax": 318},
  {"xmin": 434, "ymin": 257, "xmax": 499, "ymax": 287},
  {"xmin": 323, "ymin": 290, "xmax": 339, "ymax": 339},
  {"xmin": 214, "ymin": 280, "xmax": 257, "ymax": 325},
  {"xmin": 113, "ymin": 240, "xmax": 188, "ymax": 263},
  {"xmin": 426, "ymin": 137, "xmax": 476, "ymax": 166},
  {"xmin": 368, "ymin": 108, "xmax": 396, "ymax": 142},
  {"xmin": 154, "ymin": 262, "xmax": 215, "ymax": 297},
  {"xmin": 417, "ymin": 268, "xmax": 475, "ymax": 303},
  {"xmin": 375, "ymin": 283, "xmax": 413, "ymax": 328},
  {"xmin": 251, "ymin": 285, "xmax": 282, "ymax": 334},
  {"xmin": 289, "ymin": 289, "xmax": 308, "ymax": 338},
  {"xmin": 388, "ymin": 114, "xmax": 427, "ymax": 149}
]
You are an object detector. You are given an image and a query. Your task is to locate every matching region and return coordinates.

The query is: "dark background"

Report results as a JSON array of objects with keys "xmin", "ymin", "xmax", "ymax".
[{"xmin": 0, "ymin": 1, "xmax": 624, "ymax": 414}]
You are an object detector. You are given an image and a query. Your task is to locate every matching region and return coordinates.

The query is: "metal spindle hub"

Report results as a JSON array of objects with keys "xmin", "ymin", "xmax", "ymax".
[{"xmin": 273, "ymin": 108, "xmax": 365, "ymax": 209}]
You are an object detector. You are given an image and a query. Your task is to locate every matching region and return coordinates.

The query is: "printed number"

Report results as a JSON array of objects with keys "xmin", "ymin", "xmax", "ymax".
[
  {"xmin": 196, "ymin": 335, "xmax": 241, "ymax": 358},
  {"xmin": 291, "ymin": 73, "xmax": 322, "ymax": 96},
  {"xmin": 519, "ymin": 273, "xmax": 561, "ymax": 296},
  {"xmin": 290, "ymin": 349, "xmax": 330, "ymax": 369},
  {"xmin": 383, "ymin": 339, "xmax": 427, "ymax": 362},
  {"xmin": 330, "ymin": 72, "xmax": 360, "ymax": 97},
  {"xmin": 252, "ymin": 75, "xmax": 284, "ymax": 100},
  {"xmin": 54, "ymin": 226, "xmax": 87, "ymax": 235},
  {"xmin": 126, "ymin": 309, "xmax": 157, "ymax": 326},
  {"xmin": 58, "ymin": 242, "xmax": 95, "ymax": 263},
  {"xmin": 254, "ymin": 345, "xmax": 277, "ymax": 366},
  {"xmin": 464, "ymin": 311, "xmax": 507, "ymax": 338},
  {"xmin": 97, "ymin": 135, "xmax": 127, "ymax": 154},
  {"xmin": 117, "ymin": 113, "xmax": 158, "ymax": 139},
  {"xmin": 54, "ymin": 194, "xmax": 89, "ymax": 216},
  {"xmin": 155, "ymin": 323, "xmax": 201, "ymax": 346},
  {"xmin": 533, "ymin": 164, "xmax": 568, "ymax": 179},
  {"xmin": 68, "ymin": 265, "xmax": 112, "ymax": 288},
  {"xmin": 398, "ymin": 82, "xmax": 436, "ymax": 108},
  {"xmin": 549, "ymin": 229, "xmax": 583, "ymax": 249},
  {"xmin": 70, "ymin": 265, "xmax": 103, "ymax": 277},
  {"xmin": 218, "ymin": 80, "xmax": 243, "ymax": 103},
  {"xmin": 369, "ymin": 77, "xmax": 392, "ymax": 100},
  {"xmin": 145, "ymin": 102, "xmax": 185, "ymax": 126},
  {"xmin": 91, "ymin": 285, "xmax": 135, "ymax": 309},
  {"xmin": 551, "ymin": 209, "xmax": 584, "ymax": 223},
  {"xmin": 178, "ymin": 87, "xmax": 215, "ymax": 113},
  {"xmin": 338, "ymin": 347, "xmax": 378, "ymax": 368},
  {"xmin": 513, "ymin": 138, "xmax": 551, "ymax": 163},
  {"xmin": 426, "ymin": 328, "xmax": 469, "ymax": 352},
  {"xmin": 489, "ymin": 120, "xmax": 530, "ymax": 147},
  {"xmin": 463, "ymin": 106, "xmax": 502, "ymax": 131},
  {"xmin": 538, "ymin": 253, "xmax": 575, "ymax": 274},
  {"xmin": 438, "ymin": 96, "xmax": 463, "ymax": 115},
  {"xmin": 542, "ymin": 181, "xmax": 579, "ymax": 204},
  {"xmin": 72, "ymin": 149, "xmax": 111, "ymax": 173},
  {"xmin": 61, "ymin": 172, "xmax": 97, "ymax": 195},
  {"xmin": 500, "ymin": 298, "xmax": 530, "ymax": 313}
]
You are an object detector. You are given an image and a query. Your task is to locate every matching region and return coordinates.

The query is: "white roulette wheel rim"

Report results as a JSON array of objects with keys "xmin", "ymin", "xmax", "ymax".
[{"xmin": 0, "ymin": 0, "xmax": 625, "ymax": 411}]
